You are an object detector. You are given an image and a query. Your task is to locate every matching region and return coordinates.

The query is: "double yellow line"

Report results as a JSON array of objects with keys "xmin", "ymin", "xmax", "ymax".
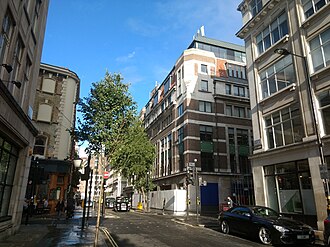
[{"xmin": 100, "ymin": 227, "xmax": 118, "ymax": 247}]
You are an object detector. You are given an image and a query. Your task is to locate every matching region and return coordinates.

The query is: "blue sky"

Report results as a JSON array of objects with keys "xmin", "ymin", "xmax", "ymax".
[{"xmin": 41, "ymin": 0, "xmax": 244, "ymax": 112}]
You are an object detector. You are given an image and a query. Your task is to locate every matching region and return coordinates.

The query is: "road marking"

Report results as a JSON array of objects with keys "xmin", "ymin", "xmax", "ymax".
[
  {"xmin": 104, "ymin": 213, "xmax": 120, "ymax": 219},
  {"xmin": 100, "ymin": 227, "xmax": 119, "ymax": 247}
]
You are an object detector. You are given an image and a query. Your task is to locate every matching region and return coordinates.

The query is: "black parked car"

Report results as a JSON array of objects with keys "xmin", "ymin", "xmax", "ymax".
[
  {"xmin": 114, "ymin": 196, "xmax": 130, "ymax": 212},
  {"xmin": 324, "ymin": 215, "xmax": 330, "ymax": 246},
  {"xmin": 218, "ymin": 205, "xmax": 315, "ymax": 245},
  {"xmin": 105, "ymin": 197, "xmax": 116, "ymax": 209}
]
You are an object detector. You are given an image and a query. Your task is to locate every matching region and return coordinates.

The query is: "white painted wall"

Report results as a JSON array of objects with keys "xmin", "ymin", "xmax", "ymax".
[{"xmin": 132, "ymin": 189, "xmax": 186, "ymax": 212}]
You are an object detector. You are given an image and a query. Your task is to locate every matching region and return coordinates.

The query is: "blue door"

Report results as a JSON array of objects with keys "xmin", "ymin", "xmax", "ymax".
[{"xmin": 200, "ymin": 183, "xmax": 219, "ymax": 215}]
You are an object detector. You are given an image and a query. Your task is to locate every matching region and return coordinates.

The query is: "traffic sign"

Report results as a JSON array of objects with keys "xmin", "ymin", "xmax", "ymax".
[{"xmin": 103, "ymin": 171, "xmax": 110, "ymax": 179}]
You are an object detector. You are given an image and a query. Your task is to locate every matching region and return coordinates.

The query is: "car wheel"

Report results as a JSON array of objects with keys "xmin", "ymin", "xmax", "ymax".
[
  {"xmin": 220, "ymin": 220, "xmax": 230, "ymax": 234},
  {"xmin": 258, "ymin": 227, "xmax": 272, "ymax": 245}
]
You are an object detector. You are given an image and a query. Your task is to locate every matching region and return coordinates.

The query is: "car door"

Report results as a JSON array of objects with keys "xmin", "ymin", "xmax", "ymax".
[{"xmin": 228, "ymin": 207, "xmax": 251, "ymax": 234}]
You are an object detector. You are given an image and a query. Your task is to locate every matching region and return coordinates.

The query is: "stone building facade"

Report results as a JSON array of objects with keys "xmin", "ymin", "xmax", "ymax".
[
  {"xmin": 0, "ymin": 0, "xmax": 49, "ymax": 239},
  {"xmin": 28, "ymin": 63, "xmax": 80, "ymax": 214},
  {"xmin": 237, "ymin": 0, "xmax": 330, "ymax": 234}
]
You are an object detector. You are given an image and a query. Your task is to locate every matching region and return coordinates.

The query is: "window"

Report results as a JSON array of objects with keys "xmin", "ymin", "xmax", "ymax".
[
  {"xmin": 260, "ymin": 56, "xmax": 295, "ymax": 98},
  {"xmin": 249, "ymin": 0, "xmax": 263, "ymax": 17},
  {"xmin": 318, "ymin": 89, "xmax": 330, "ymax": 135},
  {"xmin": 178, "ymin": 127, "xmax": 184, "ymax": 144},
  {"xmin": 0, "ymin": 136, "xmax": 19, "ymax": 217},
  {"xmin": 301, "ymin": 0, "xmax": 328, "ymax": 19},
  {"xmin": 199, "ymin": 101, "xmax": 212, "ymax": 112},
  {"xmin": 201, "ymin": 64, "xmax": 208, "ymax": 73},
  {"xmin": 233, "ymin": 85, "xmax": 246, "ymax": 97},
  {"xmin": 11, "ymin": 37, "xmax": 24, "ymax": 83},
  {"xmin": 237, "ymin": 129, "xmax": 249, "ymax": 146},
  {"xmin": 178, "ymin": 103, "xmax": 184, "ymax": 117},
  {"xmin": 197, "ymin": 43, "xmax": 246, "ymax": 62},
  {"xmin": 0, "ymin": 12, "xmax": 14, "ymax": 63},
  {"xmin": 234, "ymin": 106, "xmax": 246, "ymax": 118},
  {"xmin": 228, "ymin": 128, "xmax": 236, "ymax": 172},
  {"xmin": 200, "ymin": 80, "xmax": 208, "ymax": 91},
  {"xmin": 57, "ymin": 176, "xmax": 64, "ymax": 184},
  {"xmin": 200, "ymin": 125, "xmax": 213, "ymax": 141},
  {"xmin": 226, "ymin": 105, "xmax": 233, "ymax": 116},
  {"xmin": 177, "ymin": 69, "xmax": 182, "ymax": 96},
  {"xmin": 33, "ymin": 136, "xmax": 47, "ymax": 156},
  {"xmin": 227, "ymin": 105, "xmax": 247, "ymax": 118},
  {"xmin": 227, "ymin": 64, "xmax": 246, "ymax": 79},
  {"xmin": 167, "ymin": 133, "xmax": 172, "ymax": 175},
  {"xmin": 201, "ymin": 152, "xmax": 214, "ymax": 172},
  {"xmin": 265, "ymin": 104, "xmax": 303, "ymax": 149},
  {"xmin": 178, "ymin": 127, "xmax": 184, "ymax": 171},
  {"xmin": 256, "ymin": 13, "xmax": 288, "ymax": 55},
  {"xmin": 164, "ymin": 76, "xmax": 170, "ymax": 94},
  {"xmin": 310, "ymin": 27, "xmax": 330, "ymax": 72},
  {"xmin": 153, "ymin": 93, "xmax": 158, "ymax": 106},
  {"xmin": 264, "ymin": 161, "xmax": 315, "ymax": 215},
  {"xmin": 226, "ymin": 84, "xmax": 231, "ymax": 95}
]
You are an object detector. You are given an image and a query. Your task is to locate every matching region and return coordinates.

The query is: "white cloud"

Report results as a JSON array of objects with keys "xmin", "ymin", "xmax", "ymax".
[{"xmin": 115, "ymin": 51, "xmax": 136, "ymax": 62}]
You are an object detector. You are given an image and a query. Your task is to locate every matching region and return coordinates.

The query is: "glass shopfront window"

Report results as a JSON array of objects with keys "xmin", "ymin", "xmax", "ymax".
[
  {"xmin": 0, "ymin": 135, "xmax": 19, "ymax": 218},
  {"xmin": 264, "ymin": 160, "xmax": 316, "ymax": 216}
]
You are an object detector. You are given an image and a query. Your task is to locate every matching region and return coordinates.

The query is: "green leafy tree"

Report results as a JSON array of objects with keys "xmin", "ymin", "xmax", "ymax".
[
  {"xmin": 76, "ymin": 72, "xmax": 155, "ymax": 211},
  {"xmin": 112, "ymin": 118, "xmax": 155, "ymax": 210},
  {"xmin": 77, "ymin": 72, "xmax": 136, "ymax": 160}
]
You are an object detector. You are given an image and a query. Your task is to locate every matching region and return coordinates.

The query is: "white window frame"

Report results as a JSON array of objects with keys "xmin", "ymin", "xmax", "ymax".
[
  {"xmin": 309, "ymin": 27, "xmax": 330, "ymax": 72},
  {"xmin": 201, "ymin": 64, "xmax": 208, "ymax": 74}
]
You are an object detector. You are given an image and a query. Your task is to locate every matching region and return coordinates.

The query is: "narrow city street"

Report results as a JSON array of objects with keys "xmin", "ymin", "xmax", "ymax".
[{"xmin": 102, "ymin": 209, "xmax": 266, "ymax": 247}]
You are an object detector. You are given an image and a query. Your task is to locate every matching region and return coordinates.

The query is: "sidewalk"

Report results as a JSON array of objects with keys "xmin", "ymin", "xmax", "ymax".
[{"xmin": 0, "ymin": 207, "xmax": 108, "ymax": 247}]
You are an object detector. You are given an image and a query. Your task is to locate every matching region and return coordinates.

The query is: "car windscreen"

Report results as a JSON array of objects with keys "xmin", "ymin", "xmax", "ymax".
[{"xmin": 252, "ymin": 207, "xmax": 279, "ymax": 217}]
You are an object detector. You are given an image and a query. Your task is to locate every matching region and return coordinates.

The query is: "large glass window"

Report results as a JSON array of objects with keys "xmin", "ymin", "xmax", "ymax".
[
  {"xmin": 256, "ymin": 13, "xmax": 288, "ymax": 55},
  {"xmin": 265, "ymin": 104, "xmax": 303, "ymax": 149},
  {"xmin": 318, "ymin": 89, "xmax": 330, "ymax": 134},
  {"xmin": 260, "ymin": 56, "xmax": 295, "ymax": 98},
  {"xmin": 0, "ymin": 136, "xmax": 19, "ymax": 218},
  {"xmin": 264, "ymin": 161, "xmax": 316, "ymax": 215},
  {"xmin": 310, "ymin": 27, "xmax": 330, "ymax": 72},
  {"xmin": 301, "ymin": 0, "xmax": 328, "ymax": 19}
]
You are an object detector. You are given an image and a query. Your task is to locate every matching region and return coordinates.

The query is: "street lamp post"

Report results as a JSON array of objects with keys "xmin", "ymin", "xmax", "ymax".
[
  {"xmin": 274, "ymin": 48, "xmax": 329, "ymax": 195},
  {"xmin": 81, "ymin": 154, "xmax": 91, "ymax": 230}
]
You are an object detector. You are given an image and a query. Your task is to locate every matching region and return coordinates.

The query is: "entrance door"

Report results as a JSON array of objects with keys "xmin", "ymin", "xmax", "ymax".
[{"xmin": 200, "ymin": 183, "xmax": 218, "ymax": 215}]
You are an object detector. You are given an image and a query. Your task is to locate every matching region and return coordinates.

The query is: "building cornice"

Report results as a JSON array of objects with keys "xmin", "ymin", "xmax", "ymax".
[{"xmin": 236, "ymin": 0, "xmax": 281, "ymax": 39}]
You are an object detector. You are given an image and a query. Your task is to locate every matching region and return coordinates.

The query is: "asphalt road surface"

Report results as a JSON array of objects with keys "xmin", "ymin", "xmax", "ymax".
[{"xmin": 101, "ymin": 209, "xmax": 266, "ymax": 247}]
